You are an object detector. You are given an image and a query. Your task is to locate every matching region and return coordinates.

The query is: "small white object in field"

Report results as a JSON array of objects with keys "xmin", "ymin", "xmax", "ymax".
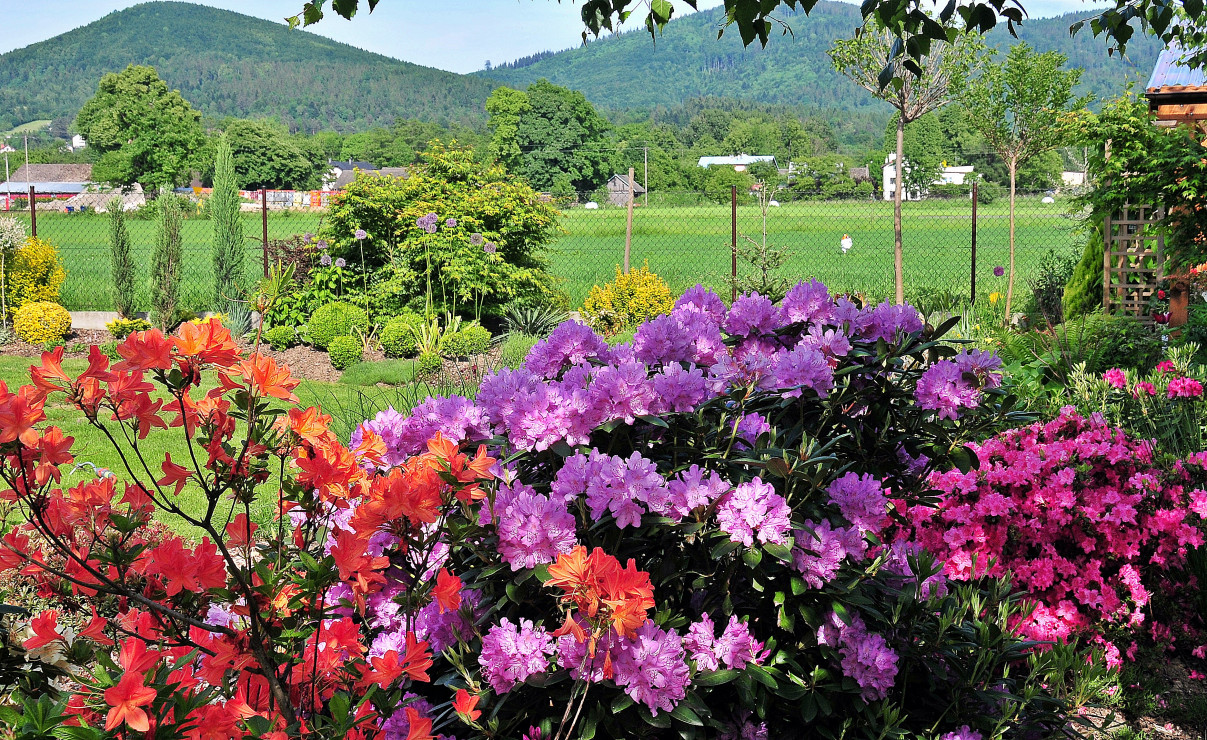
[
  {"xmin": 1042, "ymin": 196, "xmax": 1055, "ymax": 204},
  {"xmin": 584, "ymin": 201, "xmax": 599, "ymax": 209},
  {"xmin": 768, "ymin": 199, "xmax": 780, "ymax": 207},
  {"xmin": 840, "ymin": 234, "xmax": 853, "ymax": 254}
]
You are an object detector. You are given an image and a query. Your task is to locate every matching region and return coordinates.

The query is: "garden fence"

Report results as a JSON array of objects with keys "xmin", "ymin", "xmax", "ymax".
[{"xmin": 3, "ymin": 184, "xmax": 1086, "ymax": 313}]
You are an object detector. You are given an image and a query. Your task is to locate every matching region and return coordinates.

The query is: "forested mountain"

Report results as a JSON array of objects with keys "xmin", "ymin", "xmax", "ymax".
[
  {"xmin": 0, "ymin": 2, "xmax": 496, "ymax": 133},
  {"xmin": 482, "ymin": 2, "xmax": 1162, "ymax": 112}
]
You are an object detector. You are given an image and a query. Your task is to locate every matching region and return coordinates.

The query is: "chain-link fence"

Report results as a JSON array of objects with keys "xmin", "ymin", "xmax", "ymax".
[
  {"xmin": 549, "ymin": 187, "xmax": 1087, "ymax": 308},
  {"xmin": 4, "ymin": 185, "xmax": 1086, "ymax": 313}
]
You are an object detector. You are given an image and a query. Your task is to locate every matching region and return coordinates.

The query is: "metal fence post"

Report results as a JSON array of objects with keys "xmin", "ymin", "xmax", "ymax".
[
  {"xmin": 624, "ymin": 167, "xmax": 634, "ymax": 274},
  {"xmin": 731, "ymin": 185, "xmax": 738, "ymax": 303},
  {"xmin": 970, "ymin": 182, "xmax": 977, "ymax": 304},
  {"xmin": 261, "ymin": 188, "xmax": 269, "ymax": 278},
  {"xmin": 28, "ymin": 185, "xmax": 36, "ymax": 238}
]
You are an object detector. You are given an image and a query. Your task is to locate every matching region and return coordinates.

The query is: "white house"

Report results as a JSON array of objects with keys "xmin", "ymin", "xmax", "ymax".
[
  {"xmin": 1061, "ymin": 171, "xmax": 1087, "ymax": 188},
  {"xmin": 697, "ymin": 154, "xmax": 778, "ymax": 172},
  {"xmin": 882, "ymin": 153, "xmax": 975, "ymax": 201}
]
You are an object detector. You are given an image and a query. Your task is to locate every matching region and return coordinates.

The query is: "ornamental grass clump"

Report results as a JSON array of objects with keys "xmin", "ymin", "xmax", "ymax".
[{"xmin": 0, "ymin": 282, "xmax": 1102, "ymax": 740}]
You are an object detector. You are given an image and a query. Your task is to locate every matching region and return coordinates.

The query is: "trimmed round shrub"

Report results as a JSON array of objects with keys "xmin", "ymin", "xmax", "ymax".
[
  {"xmin": 415, "ymin": 351, "xmax": 442, "ymax": 376},
  {"xmin": 14, "ymin": 301, "xmax": 71, "ymax": 344},
  {"xmin": 105, "ymin": 317, "xmax": 151, "ymax": 339},
  {"xmin": 380, "ymin": 312, "xmax": 423, "ymax": 358},
  {"xmin": 263, "ymin": 325, "xmax": 298, "ymax": 352},
  {"xmin": 7, "ymin": 237, "xmax": 66, "ymax": 310},
  {"xmin": 306, "ymin": 301, "xmax": 369, "ymax": 349},
  {"xmin": 441, "ymin": 322, "xmax": 491, "ymax": 358},
  {"xmin": 328, "ymin": 335, "xmax": 363, "ymax": 370}
]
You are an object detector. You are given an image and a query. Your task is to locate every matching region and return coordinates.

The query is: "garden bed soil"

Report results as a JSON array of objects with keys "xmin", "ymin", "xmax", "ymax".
[{"xmin": 0, "ymin": 329, "xmax": 112, "ymax": 358}]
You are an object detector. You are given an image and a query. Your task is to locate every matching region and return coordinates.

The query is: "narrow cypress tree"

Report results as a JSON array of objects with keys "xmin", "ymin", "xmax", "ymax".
[
  {"xmin": 211, "ymin": 133, "xmax": 245, "ymax": 309},
  {"xmin": 151, "ymin": 195, "xmax": 183, "ymax": 331},
  {"xmin": 108, "ymin": 197, "xmax": 137, "ymax": 318},
  {"xmin": 1062, "ymin": 219, "xmax": 1105, "ymax": 320}
]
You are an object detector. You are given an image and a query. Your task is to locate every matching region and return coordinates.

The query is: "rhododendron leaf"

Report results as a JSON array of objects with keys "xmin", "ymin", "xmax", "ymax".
[
  {"xmin": 694, "ymin": 669, "xmax": 740, "ymax": 686},
  {"xmin": 610, "ymin": 694, "xmax": 634, "ymax": 713},
  {"xmin": 710, "ymin": 540, "xmax": 740, "ymax": 559},
  {"xmin": 764, "ymin": 458, "xmax": 791, "ymax": 478},
  {"xmin": 950, "ymin": 445, "xmax": 979, "ymax": 473},
  {"xmin": 636, "ymin": 414, "xmax": 669, "ymax": 428},
  {"xmin": 800, "ymin": 694, "xmax": 818, "ymax": 722},
  {"xmin": 775, "ymin": 683, "xmax": 809, "ymax": 701},
  {"xmin": 638, "ymin": 704, "xmax": 671, "ymax": 728},
  {"xmin": 742, "ymin": 548, "xmax": 763, "ymax": 568},
  {"xmin": 670, "ymin": 704, "xmax": 703, "ymax": 726},
  {"xmin": 931, "ymin": 315, "xmax": 961, "ymax": 339},
  {"xmin": 764, "ymin": 543, "xmax": 793, "ymax": 563},
  {"xmin": 778, "ymin": 605, "xmax": 795, "ymax": 631}
]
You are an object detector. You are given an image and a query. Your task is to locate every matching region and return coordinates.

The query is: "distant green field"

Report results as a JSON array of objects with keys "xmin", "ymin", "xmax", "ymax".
[
  {"xmin": 5, "ymin": 120, "xmax": 51, "ymax": 136},
  {"xmin": 548, "ymin": 196, "xmax": 1087, "ymax": 306},
  {"xmin": 7, "ymin": 196, "xmax": 1084, "ymax": 312}
]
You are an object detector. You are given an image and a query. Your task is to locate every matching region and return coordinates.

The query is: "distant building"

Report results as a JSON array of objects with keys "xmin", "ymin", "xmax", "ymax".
[
  {"xmin": 849, "ymin": 166, "xmax": 872, "ymax": 184},
  {"xmin": 1145, "ymin": 41, "xmax": 1207, "ymax": 125},
  {"xmin": 63, "ymin": 184, "xmax": 145, "ymax": 213},
  {"xmin": 697, "ymin": 154, "xmax": 779, "ymax": 172},
  {"xmin": 1, "ymin": 163, "xmax": 95, "ymax": 208},
  {"xmin": 882, "ymin": 154, "xmax": 974, "ymax": 201},
  {"xmin": 324, "ymin": 159, "xmax": 378, "ymax": 190},
  {"xmin": 1061, "ymin": 171, "xmax": 1087, "ymax": 188},
  {"xmin": 604, "ymin": 173, "xmax": 646, "ymax": 207}
]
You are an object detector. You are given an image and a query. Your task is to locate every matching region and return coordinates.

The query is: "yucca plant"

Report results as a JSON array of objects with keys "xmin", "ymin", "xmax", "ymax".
[{"xmin": 503, "ymin": 303, "xmax": 567, "ymax": 339}]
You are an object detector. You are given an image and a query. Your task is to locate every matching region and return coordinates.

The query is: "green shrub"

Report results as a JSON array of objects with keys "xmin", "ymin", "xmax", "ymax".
[
  {"xmin": 1085, "ymin": 313, "xmax": 1163, "ymax": 373},
  {"xmin": 440, "ymin": 322, "xmax": 491, "ymax": 358},
  {"xmin": 263, "ymin": 325, "xmax": 297, "ymax": 351},
  {"xmin": 503, "ymin": 303, "xmax": 566, "ymax": 338},
  {"xmin": 380, "ymin": 312, "xmax": 423, "ymax": 358},
  {"xmin": 328, "ymin": 335, "xmax": 363, "ymax": 370},
  {"xmin": 500, "ymin": 332, "xmax": 538, "ymax": 368},
  {"xmin": 415, "ymin": 351, "xmax": 442, "ymax": 376},
  {"xmin": 99, "ymin": 340, "xmax": 121, "ymax": 361},
  {"xmin": 105, "ymin": 317, "xmax": 151, "ymax": 339},
  {"xmin": 14, "ymin": 302, "xmax": 71, "ymax": 344},
  {"xmin": 1063, "ymin": 222, "xmax": 1105, "ymax": 321},
  {"xmin": 307, "ymin": 301, "xmax": 369, "ymax": 349}
]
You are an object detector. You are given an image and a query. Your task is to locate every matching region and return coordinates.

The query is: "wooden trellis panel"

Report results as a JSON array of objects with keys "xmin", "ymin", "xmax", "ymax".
[{"xmin": 1103, "ymin": 204, "xmax": 1165, "ymax": 317}]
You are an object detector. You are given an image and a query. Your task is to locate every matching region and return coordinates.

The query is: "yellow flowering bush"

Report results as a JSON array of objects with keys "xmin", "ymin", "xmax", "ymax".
[
  {"xmin": 6, "ymin": 237, "xmax": 66, "ymax": 310},
  {"xmin": 14, "ymin": 301, "xmax": 71, "ymax": 344},
  {"xmin": 106, "ymin": 317, "xmax": 152, "ymax": 339},
  {"xmin": 581, "ymin": 262, "xmax": 674, "ymax": 334}
]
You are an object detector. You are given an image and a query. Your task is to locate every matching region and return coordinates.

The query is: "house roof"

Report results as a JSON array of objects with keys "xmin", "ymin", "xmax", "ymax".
[
  {"xmin": 329, "ymin": 166, "xmax": 408, "ymax": 190},
  {"xmin": 328, "ymin": 159, "xmax": 377, "ymax": 171},
  {"xmin": 1147, "ymin": 42, "xmax": 1207, "ymax": 94},
  {"xmin": 9, "ymin": 163, "xmax": 93, "ymax": 183},
  {"xmin": 697, "ymin": 154, "xmax": 777, "ymax": 168},
  {"xmin": 607, "ymin": 173, "xmax": 646, "ymax": 192},
  {"xmin": 64, "ymin": 187, "xmax": 146, "ymax": 211},
  {"xmin": 0, "ymin": 181, "xmax": 88, "ymax": 194}
]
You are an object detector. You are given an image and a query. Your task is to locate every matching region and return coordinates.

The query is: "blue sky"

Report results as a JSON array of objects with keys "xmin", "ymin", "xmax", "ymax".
[{"xmin": 4, "ymin": 0, "xmax": 1109, "ymax": 74}]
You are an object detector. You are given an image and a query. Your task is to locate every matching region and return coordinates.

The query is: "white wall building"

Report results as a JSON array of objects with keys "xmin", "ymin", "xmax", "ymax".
[
  {"xmin": 697, "ymin": 154, "xmax": 779, "ymax": 172},
  {"xmin": 882, "ymin": 153, "xmax": 975, "ymax": 201},
  {"xmin": 1061, "ymin": 171, "xmax": 1087, "ymax": 188}
]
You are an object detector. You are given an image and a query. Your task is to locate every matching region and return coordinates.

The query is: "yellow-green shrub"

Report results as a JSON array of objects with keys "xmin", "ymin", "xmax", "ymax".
[
  {"xmin": 7, "ymin": 237, "xmax": 66, "ymax": 310},
  {"xmin": 14, "ymin": 301, "xmax": 71, "ymax": 344},
  {"xmin": 580, "ymin": 261, "xmax": 674, "ymax": 334},
  {"xmin": 106, "ymin": 317, "xmax": 151, "ymax": 339}
]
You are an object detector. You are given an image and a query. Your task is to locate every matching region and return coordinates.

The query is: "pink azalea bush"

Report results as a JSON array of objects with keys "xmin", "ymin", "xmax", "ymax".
[{"xmin": 904, "ymin": 406, "xmax": 1207, "ymax": 664}]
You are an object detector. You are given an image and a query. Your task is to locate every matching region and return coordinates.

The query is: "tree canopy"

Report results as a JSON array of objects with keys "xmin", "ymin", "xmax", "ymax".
[
  {"xmin": 222, "ymin": 119, "xmax": 322, "ymax": 190},
  {"xmin": 73, "ymin": 65, "xmax": 205, "ymax": 191}
]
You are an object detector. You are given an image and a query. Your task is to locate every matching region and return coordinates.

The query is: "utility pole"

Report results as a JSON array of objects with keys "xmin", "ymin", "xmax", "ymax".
[
  {"xmin": 1, "ymin": 140, "xmax": 11, "ymax": 212},
  {"xmin": 643, "ymin": 146, "xmax": 648, "ymax": 207}
]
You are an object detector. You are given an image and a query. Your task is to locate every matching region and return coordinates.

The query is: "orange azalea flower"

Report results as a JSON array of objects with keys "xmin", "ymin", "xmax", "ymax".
[
  {"xmin": 400, "ymin": 632, "xmax": 433, "ymax": 682},
  {"xmin": 288, "ymin": 406, "xmax": 333, "ymax": 446},
  {"xmin": 29, "ymin": 346, "xmax": 70, "ymax": 400},
  {"xmin": 547, "ymin": 546, "xmax": 654, "ymax": 638},
  {"xmin": 23, "ymin": 610, "xmax": 62, "ymax": 649},
  {"xmin": 452, "ymin": 689, "xmax": 481, "ymax": 722},
  {"xmin": 157, "ymin": 453, "xmax": 192, "ymax": 496},
  {"xmin": 32, "ymin": 426, "xmax": 73, "ymax": 485},
  {"xmin": 433, "ymin": 568, "xmax": 462, "ymax": 614},
  {"xmin": 352, "ymin": 425, "xmax": 387, "ymax": 468},
  {"xmin": 79, "ymin": 607, "xmax": 113, "ymax": 646},
  {"xmin": 174, "ymin": 319, "xmax": 240, "ymax": 369},
  {"xmin": 0, "ymin": 381, "xmax": 46, "ymax": 447},
  {"xmin": 104, "ymin": 671, "xmax": 158, "ymax": 732},
  {"xmin": 114, "ymin": 329, "xmax": 174, "ymax": 372},
  {"xmin": 225, "ymin": 513, "xmax": 258, "ymax": 548},
  {"xmin": 403, "ymin": 707, "xmax": 433, "ymax": 740},
  {"xmin": 232, "ymin": 353, "xmax": 300, "ymax": 403}
]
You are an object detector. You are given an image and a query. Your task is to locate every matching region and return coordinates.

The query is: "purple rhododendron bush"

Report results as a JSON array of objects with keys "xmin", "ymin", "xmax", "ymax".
[
  {"xmin": 342, "ymin": 283, "xmax": 1109, "ymax": 739},
  {"xmin": 904, "ymin": 406, "xmax": 1207, "ymax": 668}
]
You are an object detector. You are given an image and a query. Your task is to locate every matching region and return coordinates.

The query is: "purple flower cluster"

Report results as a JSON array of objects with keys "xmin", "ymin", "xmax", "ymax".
[
  {"xmin": 716, "ymin": 478, "xmax": 792, "ymax": 546},
  {"xmin": 355, "ymin": 228, "xmax": 368, "ymax": 240},
  {"xmin": 524, "ymin": 321, "xmax": 613, "ymax": 379},
  {"xmin": 556, "ymin": 620, "xmax": 691, "ymax": 715},
  {"xmin": 916, "ymin": 349, "xmax": 1004, "ymax": 421},
  {"xmin": 817, "ymin": 611, "xmax": 899, "ymax": 701},
  {"xmin": 381, "ymin": 695, "xmax": 447, "ymax": 740},
  {"xmin": 479, "ymin": 617, "xmax": 556, "ymax": 693},
  {"xmin": 666, "ymin": 465, "xmax": 731, "ymax": 518},
  {"xmin": 942, "ymin": 726, "xmax": 983, "ymax": 740},
  {"xmin": 684, "ymin": 614, "xmax": 766, "ymax": 671},
  {"xmin": 416, "ymin": 212, "xmax": 440, "ymax": 234},
  {"xmin": 854, "ymin": 301, "xmax": 923, "ymax": 344},
  {"xmin": 781, "ymin": 279, "xmax": 833, "ymax": 326},
  {"xmin": 724, "ymin": 293, "xmax": 780, "ymax": 337},
  {"xmin": 718, "ymin": 712, "xmax": 769, "ymax": 740},
  {"xmin": 553, "ymin": 451, "xmax": 665, "ymax": 527},
  {"xmin": 351, "ymin": 397, "xmax": 492, "ymax": 467},
  {"xmin": 793, "ymin": 520, "xmax": 867, "ymax": 589},
  {"xmin": 487, "ymin": 481, "xmax": 578, "ymax": 570},
  {"xmin": 827, "ymin": 473, "xmax": 888, "ymax": 533}
]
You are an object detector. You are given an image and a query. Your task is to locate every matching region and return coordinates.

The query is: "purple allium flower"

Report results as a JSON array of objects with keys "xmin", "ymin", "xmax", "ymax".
[
  {"xmin": 470, "ymin": 232, "xmax": 484, "ymax": 246},
  {"xmin": 724, "ymin": 293, "xmax": 780, "ymax": 337},
  {"xmin": 303, "ymin": 232, "xmax": 315, "ymax": 244},
  {"xmin": 792, "ymin": 520, "xmax": 867, "ymax": 589},
  {"xmin": 354, "ymin": 228, "xmax": 367, "ymax": 240},
  {"xmin": 335, "ymin": 257, "xmax": 346, "ymax": 268},
  {"xmin": 479, "ymin": 617, "xmax": 555, "ymax": 693},
  {"xmin": 446, "ymin": 218, "xmax": 458, "ymax": 228},
  {"xmin": 674, "ymin": 284, "xmax": 727, "ymax": 325},
  {"xmin": 492, "ymin": 482, "xmax": 578, "ymax": 570},
  {"xmin": 612, "ymin": 621, "xmax": 691, "ymax": 716},
  {"xmin": 716, "ymin": 477, "xmax": 792, "ymax": 547},
  {"xmin": 993, "ymin": 265, "xmax": 1005, "ymax": 277},
  {"xmin": 651, "ymin": 362, "xmax": 708, "ymax": 413},
  {"xmin": 827, "ymin": 472, "xmax": 888, "ymax": 533},
  {"xmin": 416, "ymin": 212, "xmax": 439, "ymax": 234},
  {"xmin": 770, "ymin": 344, "xmax": 834, "ymax": 398},
  {"xmin": 524, "ymin": 321, "xmax": 612, "ymax": 380},
  {"xmin": 666, "ymin": 465, "xmax": 731, "ymax": 519},
  {"xmin": 781, "ymin": 279, "xmax": 833, "ymax": 326},
  {"xmin": 320, "ymin": 253, "xmax": 332, "ymax": 266},
  {"xmin": 941, "ymin": 726, "xmax": 983, "ymax": 740},
  {"xmin": 484, "ymin": 241, "xmax": 497, "ymax": 254}
]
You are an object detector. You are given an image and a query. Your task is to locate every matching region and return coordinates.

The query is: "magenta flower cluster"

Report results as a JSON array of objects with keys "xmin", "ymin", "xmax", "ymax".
[
  {"xmin": 479, "ymin": 617, "xmax": 556, "ymax": 693},
  {"xmin": 905, "ymin": 407, "xmax": 1207, "ymax": 660},
  {"xmin": 684, "ymin": 614, "xmax": 767, "ymax": 671},
  {"xmin": 817, "ymin": 611, "xmax": 899, "ymax": 701},
  {"xmin": 915, "ymin": 349, "xmax": 1003, "ymax": 420}
]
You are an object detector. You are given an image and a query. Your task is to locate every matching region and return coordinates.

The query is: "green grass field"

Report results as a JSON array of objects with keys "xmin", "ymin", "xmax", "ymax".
[
  {"xmin": 549, "ymin": 195, "xmax": 1086, "ymax": 305},
  {"xmin": 9, "ymin": 195, "xmax": 1084, "ymax": 312},
  {"xmin": 5, "ymin": 120, "xmax": 51, "ymax": 136}
]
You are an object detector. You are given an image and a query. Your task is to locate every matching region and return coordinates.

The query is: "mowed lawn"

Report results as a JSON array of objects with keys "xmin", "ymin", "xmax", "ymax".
[{"xmin": 548, "ymin": 195, "xmax": 1085, "ymax": 305}]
